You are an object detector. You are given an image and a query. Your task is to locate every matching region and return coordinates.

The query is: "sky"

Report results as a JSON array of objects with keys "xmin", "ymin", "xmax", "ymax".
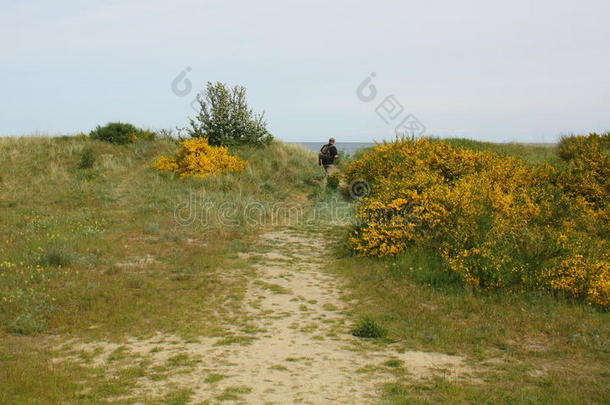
[{"xmin": 1, "ymin": 0, "xmax": 609, "ymax": 142}]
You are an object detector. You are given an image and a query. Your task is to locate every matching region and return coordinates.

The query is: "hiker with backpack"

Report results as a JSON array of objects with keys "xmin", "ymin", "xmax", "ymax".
[{"xmin": 318, "ymin": 138, "xmax": 339, "ymax": 174}]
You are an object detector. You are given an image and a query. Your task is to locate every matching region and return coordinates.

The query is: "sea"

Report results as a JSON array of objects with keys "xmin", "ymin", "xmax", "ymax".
[{"xmin": 294, "ymin": 142, "xmax": 375, "ymax": 156}]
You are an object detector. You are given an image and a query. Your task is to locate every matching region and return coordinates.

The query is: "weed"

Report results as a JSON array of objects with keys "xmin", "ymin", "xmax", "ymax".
[
  {"xmin": 216, "ymin": 385, "xmax": 252, "ymax": 401},
  {"xmin": 166, "ymin": 353, "xmax": 201, "ymax": 368},
  {"xmin": 157, "ymin": 388, "xmax": 193, "ymax": 405},
  {"xmin": 204, "ymin": 374, "xmax": 226, "ymax": 383},
  {"xmin": 352, "ymin": 315, "xmax": 387, "ymax": 339},
  {"xmin": 9, "ymin": 312, "xmax": 48, "ymax": 335},
  {"xmin": 384, "ymin": 359, "xmax": 404, "ymax": 368},
  {"xmin": 39, "ymin": 248, "xmax": 71, "ymax": 268},
  {"xmin": 214, "ymin": 336, "xmax": 256, "ymax": 346},
  {"xmin": 77, "ymin": 147, "xmax": 96, "ymax": 169},
  {"xmin": 253, "ymin": 280, "xmax": 290, "ymax": 294},
  {"xmin": 269, "ymin": 364, "xmax": 288, "ymax": 371},
  {"xmin": 326, "ymin": 173, "xmax": 340, "ymax": 189}
]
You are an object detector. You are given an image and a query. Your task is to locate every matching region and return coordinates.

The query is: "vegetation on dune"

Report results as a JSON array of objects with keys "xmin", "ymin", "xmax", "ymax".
[
  {"xmin": 188, "ymin": 81, "xmax": 273, "ymax": 147},
  {"xmin": 1, "ymin": 126, "xmax": 608, "ymax": 404},
  {"xmin": 344, "ymin": 134, "xmax": 610, "ymax": 308},
  {"xmin": 153, "ymin": 137, "xmax": 247, "ymax": 178},
  {"xmin": 0, "ymin": 135, "xmax": 317, "ymax": 338},
  {"xmin": 89, "ymin": 122, "xmax": 156, "ymax": 144},
  {"xmin": 0, "ymin": 132, "xmax": 321, "ymax": 402}
]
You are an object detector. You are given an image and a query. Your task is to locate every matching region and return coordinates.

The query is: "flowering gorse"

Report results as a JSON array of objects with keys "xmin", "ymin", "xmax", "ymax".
[
  {"xmin": 344, "ymin": 135, "xmax": 609, "ymax": 308},
  {"xmin": 153, "ymin": 137, "xmax": 247, "ymax": 178}
]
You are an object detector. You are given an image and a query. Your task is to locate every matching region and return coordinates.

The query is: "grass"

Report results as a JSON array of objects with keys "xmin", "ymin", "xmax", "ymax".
[
  {"xmin": 310, "ymin": 158, "xmax": 609, "ymax": 404},
  {"xmin": 253, "ymin": 280, "xmax": 290, "ymax": 294},
  {"xmin": 213, "ymin": 336, "xmax": 256, "ymax": 346},
  {"xmin": 216, "ymin": 386, "xmax": 252, "ymax": 401},
  {"xmin": 322, "ymin": 228, "xmax": 609, "ymax": 403},
  {"xmin": 351, "ymin": 315, "xmax": 387, "ymax": 339},
  {"xmin": 0, "ymin": 135, "xmax": 320, "ymax": 403},
  {"xmin": 383, "ymin": 359, "xmax": 404, "ymax": 368},
  {"xmin": 204, "ymin": 373, "xmax": 226, "ymax": 383},
  {"xmin": 1, "ymin": 135, "xmax": 608, "ymax": 404}
]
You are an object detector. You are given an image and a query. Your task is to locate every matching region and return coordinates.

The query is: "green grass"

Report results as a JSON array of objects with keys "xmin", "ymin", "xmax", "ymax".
[
  {"xmin": 309, "ymin": 181, "xmax": 609, "ymax": 404},
  {"xmin": 216, "ymin": 386, "xmax": 252, "ymax": 401},
  {"xmin": 0, "ymin": 135, "xmax": 320, "ymax": 404},
  {"xmin": 204, "ymin": 373, "xmax": 226, "ymax": 383},
  {"xmin": 351, "ymin": 315, "xmax": 387, "ymax": 339},
  {"xmin": 253, "ymin": 280, "xmax": 290, "ymax": 294},
  {"xmin": 1, "ymin": 135, "xmax": 607, "ymax": 404},
  {"xmin": 324, "ymin": 238, "xmax": 609, "ymax": 403}
]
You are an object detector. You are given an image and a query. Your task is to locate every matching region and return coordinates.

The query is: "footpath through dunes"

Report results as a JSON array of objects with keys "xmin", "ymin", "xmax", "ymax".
[{"xmin": 51, "ymin": 226, "xmax": 477, "ymax": 404}]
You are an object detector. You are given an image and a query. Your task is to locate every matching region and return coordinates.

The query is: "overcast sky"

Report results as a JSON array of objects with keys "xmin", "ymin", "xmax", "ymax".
[{"xmin": 1, "ymin": 0, "xmax": 609, "ymax": 142}]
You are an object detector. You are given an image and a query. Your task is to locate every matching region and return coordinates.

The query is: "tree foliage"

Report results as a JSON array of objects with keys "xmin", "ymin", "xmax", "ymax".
[{"xmin": 188, "ymin": 82, "xmax": 273, "ymax": 147}]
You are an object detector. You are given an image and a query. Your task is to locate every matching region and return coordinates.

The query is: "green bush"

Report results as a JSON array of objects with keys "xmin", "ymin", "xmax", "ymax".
[
  {"xmin": 557, "ymin": 132, "xmax": 610, "ymax": 209},
  {"xmin": 326, "ymin": 173, "xmax": 340, "ymax": 189},
  {"xmin": 77, "ymin": 147, "xmax": 95, "ymax": 169},
  {"xmin": 352, "ymin": 315, "xmax": 387, "ymax": 338},
  {"xmin": 558, "ymin": 132, "xmax": 610, "ymax": 162},
  {"xmin": 38, "ymin": 248, "xmax": 72, "ymax": 268},
  {"xmin": 188, "ymin": 82, "xmax": 273, "ymax": 147},
  {"xmin": 89, "ymin": 122, "xmax": 156, "ymax": 144}
]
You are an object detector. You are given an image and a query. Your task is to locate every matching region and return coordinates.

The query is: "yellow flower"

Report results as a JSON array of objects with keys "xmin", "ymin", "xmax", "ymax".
[
  {"xmin": 343, "ymin": 135, "xmax": 610, "ymax": 307},
  {"xmin": 152, "ymin": 137, "xmax": 247, "ymax": 178}
]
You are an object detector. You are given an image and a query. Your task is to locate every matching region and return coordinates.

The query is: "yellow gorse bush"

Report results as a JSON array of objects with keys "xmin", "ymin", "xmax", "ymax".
[
  {"xmin": 344, "ymin": 136, "xmax": 610, "ymax": 308},
  {"xmin": 153, "ymin": 137, "xmax": 246, "ymax": 178}
]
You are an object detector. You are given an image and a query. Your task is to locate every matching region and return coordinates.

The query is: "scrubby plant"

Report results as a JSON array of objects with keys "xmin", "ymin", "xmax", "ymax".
[
  {"xmin": 188, "ymin": 82, "xmax": 273, "ymax": 147},
  {"xmin": 352, "ymin": 315, "xmax": 387, "ymax": 338},
  {"xmin": 557, "ymin": 133, "xmax": 610, "ymax": 229},
  {"xmin": 77, "ymin": 147, "xmax": 95, "ymax": 169},
  {"xmin": 10, "ymin": 311, "xmax": 48, "ymax": 335},
  {"xmin": 326, "ymin": 173, "xmax": 340, "ymax": 189},
  {"xmin": 558, "ymin": 132, "xmax": 610, "ymax": 162},
  {"xmin": 153, "ymin": 137, "xmax": 247, "ymax": 178},
  {"xmin": 39, "ymin": 247, "xmax": 72, "ymax": 268},
  {"xmin": 344, "ymin": 136, "xmax": 610, "ymax": 308},
  {"xmin": 89, "ymin": 122, "xmax": 156, "ymax": 144}
]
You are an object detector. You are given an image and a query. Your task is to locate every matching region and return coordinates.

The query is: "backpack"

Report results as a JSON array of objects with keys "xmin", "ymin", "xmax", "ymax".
[{"xmin": 319, "ymin": 144, "xmax": 332, "ymax": 161}]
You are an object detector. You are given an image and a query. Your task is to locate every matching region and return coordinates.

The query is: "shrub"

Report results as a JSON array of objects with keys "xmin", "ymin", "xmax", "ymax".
[
  {"xmin": 153, "ymin": 137, "xmax": 247, "ymax": 178},
  {"xmin": 557, "ymin": 133, "xmax": 610, "ymax": 229},
  {"xmin": 89, "ymin": 122, "xmax": 155, "ymax": 144},
  {"xmin": 77, "ymin": 147, "xmax": 95, "ymax": 169},
  {"xmin": 326, "ymin": 173, "xmax": 340, "ymax": 189},
  {"xmin": 344, "ymin": 137, "xmax": 610, "ymax": 308},
  {"xmin": 10, "ymin": 312, "xmax": 47, "ymax": 335},
  {"xmin": 558, "ymin": 132, "xmax": 610, "ymax": 162},
  {"xmin": 352, "ymin": 315, "xmax": 387, "ymax": 338},
  {"xmin": 188, "ymin": 82, "xmax": 273, "ymax": 147},
  {"xmin": 39, "ymin": 248, "xmax": 72, "ymax": 268}
]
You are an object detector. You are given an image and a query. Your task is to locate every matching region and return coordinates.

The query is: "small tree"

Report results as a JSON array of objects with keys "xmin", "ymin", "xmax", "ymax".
[{"xmin": 188, "ymin": 82, "xmax": 273, "ymax": 147}]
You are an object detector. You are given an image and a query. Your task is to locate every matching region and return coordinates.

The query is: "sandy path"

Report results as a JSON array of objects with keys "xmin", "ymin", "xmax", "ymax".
[{"xmin": 54, "ymin": 228, "xmax": 473, "ymax": 404}]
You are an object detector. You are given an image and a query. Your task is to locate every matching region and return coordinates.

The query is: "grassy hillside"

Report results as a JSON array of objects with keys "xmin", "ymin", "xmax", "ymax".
[
  {"xmin": 0, "ymin": 136, "xmax": 320, "ymax": 402},
  {"xmin": 1, "ymin": 135, "xmax": 608, "ymax": 404}
]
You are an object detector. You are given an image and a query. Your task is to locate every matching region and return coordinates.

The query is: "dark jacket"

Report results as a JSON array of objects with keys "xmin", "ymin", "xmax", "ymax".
[{"xmin": 320, "ymin": 144, "xmax": 338, "ymax": 165}]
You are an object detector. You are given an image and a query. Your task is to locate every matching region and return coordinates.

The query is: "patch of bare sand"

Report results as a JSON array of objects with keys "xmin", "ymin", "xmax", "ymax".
[{"xmin": 51, "ymin": 229, "xmax": 476, "ymax": 404}]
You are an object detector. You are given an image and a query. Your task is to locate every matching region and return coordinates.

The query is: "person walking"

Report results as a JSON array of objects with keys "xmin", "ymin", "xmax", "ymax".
[{"xmin": 318, "ymin": 138, "xmax": 339, "ymax": 175}]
